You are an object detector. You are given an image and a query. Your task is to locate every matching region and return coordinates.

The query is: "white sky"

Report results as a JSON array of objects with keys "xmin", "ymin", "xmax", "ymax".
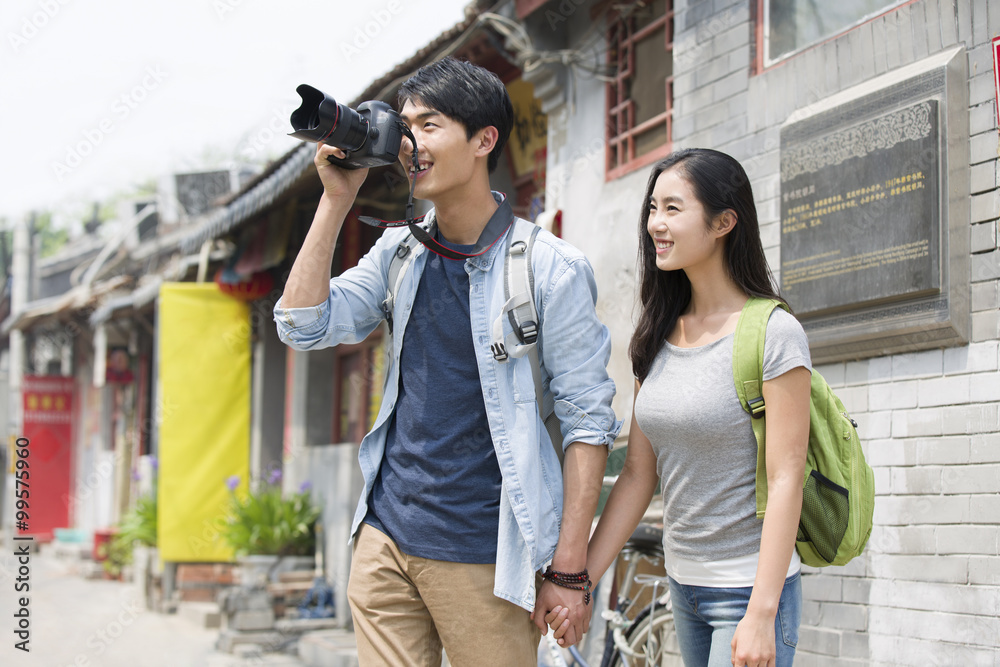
[{"xmin": 0, "ymin": 0, "xmax": 474, "ymax": 229}]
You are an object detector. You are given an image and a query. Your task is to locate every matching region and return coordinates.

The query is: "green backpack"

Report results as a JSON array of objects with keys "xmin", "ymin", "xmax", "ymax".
[{"xmin": 732, "ymin": 297, "xmax": 875, "ymax": 568}]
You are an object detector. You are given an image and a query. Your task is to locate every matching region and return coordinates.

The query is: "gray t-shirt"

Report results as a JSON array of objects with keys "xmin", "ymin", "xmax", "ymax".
[{"xmin": 634, "ymin": 307, "xmax": 811, "ymax": 562}]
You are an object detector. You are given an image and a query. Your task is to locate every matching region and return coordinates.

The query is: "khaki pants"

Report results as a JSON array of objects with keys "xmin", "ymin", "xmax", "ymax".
[{"xmin": 347, "ymin": 524, "xmax": 541, "ymax": 667}]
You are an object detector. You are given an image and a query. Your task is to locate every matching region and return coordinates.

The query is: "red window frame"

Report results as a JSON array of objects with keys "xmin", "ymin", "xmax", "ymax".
[
  {"xmin": 515, "ymin": 0, "xmax": 549, "ymax": 20},
  {"xmin": 605, "ymin": 1, "xmax": 674, "ymax": 181},
  {"xmin": 753, "ymin": 0, "xmax": 916, "ymax": 74}
]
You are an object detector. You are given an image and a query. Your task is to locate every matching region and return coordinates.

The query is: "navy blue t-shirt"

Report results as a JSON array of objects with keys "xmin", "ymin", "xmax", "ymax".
[{"xmin": 365, "ymin": 234, "xmax": 501, "ymax": 563}]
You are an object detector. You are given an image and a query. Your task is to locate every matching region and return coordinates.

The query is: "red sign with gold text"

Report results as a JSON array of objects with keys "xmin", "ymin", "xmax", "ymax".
[{"xmin": 22, "ymin": 376, "xmax": 75, "ymax": 541}]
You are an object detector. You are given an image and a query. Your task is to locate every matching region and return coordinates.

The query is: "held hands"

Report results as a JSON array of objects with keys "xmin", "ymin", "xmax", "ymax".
[
  {"xmin": 531, "ymin": 580, "xmax": 591, "ymax": 648},
  {"xmin": 542, "ymin": 604, "xmax": 573, "ymax": 645},
  {"xmin": 314, "ymin": 143, "xmax": 368, "ymax": 203}
]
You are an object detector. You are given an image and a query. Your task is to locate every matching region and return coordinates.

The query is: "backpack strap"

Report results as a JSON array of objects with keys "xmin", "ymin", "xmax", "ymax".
[
  {"xmin": 732, "ymin": 297, "xmax": 788, "ymax": 519},
  {"xmin": 385, "ymin": 219, "xmax": 563, "ymax": 462},
  {"xmin": 382, "ymin": 233, "xmax": 422, "ymax": 334},
  {"xmin": 490, "ymin": 220, "xmax": 563, "ymax": 463},
  {"xmin": 490, "ymin": 222, "xmax": 541, "ymax": 362},
  {"xmin": 530, "ymin": 343, "xmax": 563, "ymax": 465}
]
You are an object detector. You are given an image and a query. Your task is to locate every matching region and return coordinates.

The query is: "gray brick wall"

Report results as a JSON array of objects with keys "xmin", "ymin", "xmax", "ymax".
[
  {"xmin": 543, "ymin": 0, "xmax": 998, "ymax": 663},
  {"xmin": 671, "ymin": 1, "xmax": 999, "ymax": 664}
]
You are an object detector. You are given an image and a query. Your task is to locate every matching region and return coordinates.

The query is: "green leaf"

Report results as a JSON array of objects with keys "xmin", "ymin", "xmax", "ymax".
[{"xmin": 220, "ymin": 479, "xmax": 318, "ymax": 556}]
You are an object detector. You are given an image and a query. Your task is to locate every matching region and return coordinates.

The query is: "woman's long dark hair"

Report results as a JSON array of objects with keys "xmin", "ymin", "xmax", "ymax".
[{"xmin": 629, "ymin": 148, "xmax": 785, "ymax": 382}]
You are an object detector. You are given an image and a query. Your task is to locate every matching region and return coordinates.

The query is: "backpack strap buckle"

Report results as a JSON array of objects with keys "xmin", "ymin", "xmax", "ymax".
[
  {"xmin": 491, "ymin": 342, "xmax": 509, "ymax": 361},
  {"xmin": 383, "ymin": 236, "xmax": 421, "ymax": 337},
  {"xmin": 519, "ymin": 320, "xmax": 538, "ymax": 345},
  {"xmin": 381, "ymin": 298, "xmax": 394, "ymax": 334}
]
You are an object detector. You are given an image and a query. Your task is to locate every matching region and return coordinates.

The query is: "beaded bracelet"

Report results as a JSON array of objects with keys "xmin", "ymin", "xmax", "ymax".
[{"xmin": 541, "ymin": 566, "xmax": 593, "ymax": 605}]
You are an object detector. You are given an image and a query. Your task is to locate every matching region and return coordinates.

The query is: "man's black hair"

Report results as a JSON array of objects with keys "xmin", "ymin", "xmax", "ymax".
[{"xmin": 398, "ymin": 57, "xmax": 514, "ymax": 174}]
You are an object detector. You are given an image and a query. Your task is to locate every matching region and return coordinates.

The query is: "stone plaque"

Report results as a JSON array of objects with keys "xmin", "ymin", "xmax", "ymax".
[
  {"xmin": 780, "ymin": 101, "xmax": 939, "ymax": 315},
  {"xmin": 776, "ymin": 47, "xmax": 969, "ymax": 363}
]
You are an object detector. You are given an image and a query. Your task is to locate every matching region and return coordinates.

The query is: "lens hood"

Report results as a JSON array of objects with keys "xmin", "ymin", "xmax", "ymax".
[{"xmin": 289, "ymin": 84, "xmax": 367, "ymax": 151}]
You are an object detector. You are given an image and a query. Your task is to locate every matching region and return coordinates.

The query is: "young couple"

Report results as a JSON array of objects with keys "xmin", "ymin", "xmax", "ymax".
[{"xmin": 275, "ymin": 57, "xmax": 810, "ymax": 667}]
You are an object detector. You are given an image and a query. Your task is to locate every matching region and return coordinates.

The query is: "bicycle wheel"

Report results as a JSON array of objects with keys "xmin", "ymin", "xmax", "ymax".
[
  {"xmin": 606, "ymin": 602, "xmax": 683, "ymax": 667},
  {"xmin": 540, "ymin": 633, "xmax": 587, "ymax": 667}
]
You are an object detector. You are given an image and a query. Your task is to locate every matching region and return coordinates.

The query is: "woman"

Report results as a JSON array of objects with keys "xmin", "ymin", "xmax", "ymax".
[{"xmin": 549, "ymin": 148, "xmax": 812, "ymax": 666}]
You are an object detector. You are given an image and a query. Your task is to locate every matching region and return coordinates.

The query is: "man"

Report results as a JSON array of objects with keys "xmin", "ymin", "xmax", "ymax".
[{"xmin": 274, "ymin": 57, "xmax": 620, "ymax": 666}]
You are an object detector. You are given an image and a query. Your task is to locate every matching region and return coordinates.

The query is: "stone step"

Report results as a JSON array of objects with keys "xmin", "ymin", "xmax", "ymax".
[
  {"xmin": 216, "ymin": 628, "xmax": 286, "ymax": 654},
  {"xmin": 206, "ymin": 653, "xmax": 307, "ymax": 667},
  {"xmin": 298, "ymin": 629, "xmax": 359, "ymax": 667},
  {"xmin": 275, "ymin": 617, "xmax": 341, "ymax": 634},
  {"xmin": 178, "ymin": 600, "xmax": 222, "ymax": 629}
]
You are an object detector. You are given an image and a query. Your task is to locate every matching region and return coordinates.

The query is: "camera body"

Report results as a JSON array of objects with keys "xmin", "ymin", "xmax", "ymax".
[{"xmin": 289, "ymin": 84, "xmax": 403, "ymax": 170}]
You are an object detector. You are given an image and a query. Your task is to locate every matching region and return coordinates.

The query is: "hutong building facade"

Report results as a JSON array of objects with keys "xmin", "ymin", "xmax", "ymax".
[{"xmin": 519, "ymin": 0, "xmax": 999, "ymax": 664}]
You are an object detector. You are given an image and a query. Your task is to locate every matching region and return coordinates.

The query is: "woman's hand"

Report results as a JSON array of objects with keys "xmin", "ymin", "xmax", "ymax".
[
  {"xmin": 544, "ymin": 605, "xmax": 571, "ymax": 644},
  {"xmin": 532, "ymin": 582, "xmax": 587, "ymax": 647},
  {"xmin": 731, "ymin": 608, "xmax": 777, "ymax": 667}
]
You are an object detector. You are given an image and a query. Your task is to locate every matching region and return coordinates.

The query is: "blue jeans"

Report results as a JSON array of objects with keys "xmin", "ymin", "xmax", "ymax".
[{"xmin": 667, "ymin": 573, "xmax": 801, "ymax": 667}]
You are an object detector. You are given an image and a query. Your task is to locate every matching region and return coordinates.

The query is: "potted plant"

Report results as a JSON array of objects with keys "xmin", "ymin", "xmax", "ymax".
[
  {"xmin": 221, "ymin": 470, "xmax": 319, "ymax": 587},
  {"xmin": 104, "ymin": 491, "xmax": 158, "ymax": 592}
]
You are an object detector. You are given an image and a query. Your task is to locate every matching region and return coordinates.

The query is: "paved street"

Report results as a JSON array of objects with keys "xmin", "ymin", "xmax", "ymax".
[
  {"xmin": 0, "ymin": 536, "xmax": 605, "ymax": 666},
  {"xmin": 0, "ymin": 537, "xmax": 311, "ymax": 667}
]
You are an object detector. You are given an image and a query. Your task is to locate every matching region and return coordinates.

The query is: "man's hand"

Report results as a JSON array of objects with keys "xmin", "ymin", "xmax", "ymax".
[
  {"xmin": 531, "ymin": 580, "xmax": 591, "ymax": 647},
  {"xmin": 280, "ymin": 144, "xmax": 367, "ymax": 309},
  {"xmin": 315, "ymin": 143, "xmax": 368, "ymax": 203},
  {"xmin": 530, "ymin": 443, "xmax": 606, "ymax": 647}
]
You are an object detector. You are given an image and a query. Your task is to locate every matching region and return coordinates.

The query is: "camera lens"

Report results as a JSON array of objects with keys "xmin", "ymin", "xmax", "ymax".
[{"xmin": 289, "ymin": 84, "xmax": 368, "ymax": 152}]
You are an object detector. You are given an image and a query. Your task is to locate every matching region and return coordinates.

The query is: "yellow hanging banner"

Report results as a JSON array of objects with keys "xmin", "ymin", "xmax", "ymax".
[
  {"xmin": 156, "ymin": 283, "xmax": 250, "ymax": 562},
  {"xmin": 506, "ymin": 77, "xmax": 547, "ymax": 178}
]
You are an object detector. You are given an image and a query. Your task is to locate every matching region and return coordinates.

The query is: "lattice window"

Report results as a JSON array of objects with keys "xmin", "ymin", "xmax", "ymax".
[{"xmin": 606, "ymin": 0, "xmax": 674, "ymax": 180}]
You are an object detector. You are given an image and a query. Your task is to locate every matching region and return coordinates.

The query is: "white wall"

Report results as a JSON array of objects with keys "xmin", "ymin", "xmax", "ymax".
[
  {"xmin": 540, "ymin": 4, "xmax": 651, "ymax": 424},
  {"xmin": 70, "ymin": 366, "xmax": 118, "ymax": 538}
]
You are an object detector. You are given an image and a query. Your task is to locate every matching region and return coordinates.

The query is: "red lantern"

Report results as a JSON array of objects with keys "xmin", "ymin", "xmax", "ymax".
[{"xmin": 214, "ymin": 269, "xmax": 275, "ymax": 301}]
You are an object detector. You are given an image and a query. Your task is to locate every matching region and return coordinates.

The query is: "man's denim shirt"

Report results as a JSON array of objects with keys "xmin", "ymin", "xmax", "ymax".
[{"xmin": 273, "ymin": 195, "xmax": 622, "ymax": 611}]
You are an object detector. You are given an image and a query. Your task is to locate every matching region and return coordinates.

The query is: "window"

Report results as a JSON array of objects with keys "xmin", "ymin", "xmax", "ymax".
[
  {"xmin": 606, "ymin": 0, "xmax": 674, "ymax": 180},
  {"xmin": 760, "ymin": 0, "xmax": 908, "ymax": 68},
  {"xmin": 332, "ymin": 334, "xmax": 386, "ymax": 444},
  {"xmin": 304, "ymin": 347, "xmax": 335, "ymax": 446},
  {"xmin": 336, "ymin": 351, "xmax": 365, "ymax": 443}
]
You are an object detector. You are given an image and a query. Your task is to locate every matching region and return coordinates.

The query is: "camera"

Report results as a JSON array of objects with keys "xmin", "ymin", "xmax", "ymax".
[{"xmin": 289, "ymin": 84, "xmax": 404, "ymax": 170}]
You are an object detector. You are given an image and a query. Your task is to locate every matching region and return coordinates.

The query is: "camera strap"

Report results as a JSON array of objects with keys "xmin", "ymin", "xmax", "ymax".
[
  {"xmin": 358, "ymin": 194, "xmax": 512, "ymax": 261},
  {"xmin": 357, "ymin": 137, "xmax": 511, "ymax": 261}
]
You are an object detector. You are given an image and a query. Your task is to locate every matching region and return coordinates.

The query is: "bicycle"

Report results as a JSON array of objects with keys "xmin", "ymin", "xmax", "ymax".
[{"xmin": 540, "ymin": 522, "xmax": 683, "ymax": 667}]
